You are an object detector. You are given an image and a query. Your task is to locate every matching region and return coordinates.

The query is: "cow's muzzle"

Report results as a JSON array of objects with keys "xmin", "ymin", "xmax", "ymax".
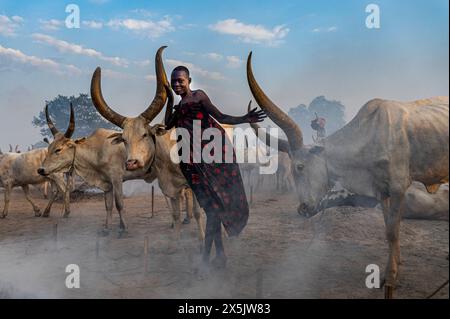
[
  {"xmin": 125, "ymin": 159, "xmax": 140, "ymax": 171},
  {"xmin": 37, "ymin": 168, "xmax": 49, "ymax": 176},
  {"xmin": 297, "ymin": 203, "xmax": 316, "ymax": 218}
]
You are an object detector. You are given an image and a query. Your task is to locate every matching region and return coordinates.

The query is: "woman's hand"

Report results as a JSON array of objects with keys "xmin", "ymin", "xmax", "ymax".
[{"xmin": 245, "ymin": 101, "xmax": 267, "ymax": 123}]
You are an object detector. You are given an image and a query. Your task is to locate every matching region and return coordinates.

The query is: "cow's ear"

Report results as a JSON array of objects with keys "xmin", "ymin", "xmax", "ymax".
[
  {"xmin": 74, "ymin": 137, "xmax": 87, "ymax": 145},
  {"xmin": 150, "ymin": 124, "xmax": 167, "ymax": 136},
  {"xmin": 309, "ymin": 145, "xmax": 324, "ymax": 155}
]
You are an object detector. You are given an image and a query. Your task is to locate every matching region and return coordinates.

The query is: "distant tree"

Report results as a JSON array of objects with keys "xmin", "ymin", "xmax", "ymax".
[
  {"xmin": 288, "ymin": 96, "xmax": 346, "ymax": 144},
  {"xmin": 32, "ymin": 94, "xmax": 119, "ymax": 139}
]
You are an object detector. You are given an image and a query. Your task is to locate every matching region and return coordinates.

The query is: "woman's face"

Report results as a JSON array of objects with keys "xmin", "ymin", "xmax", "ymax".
[{"xmin": 171, "ymin": 71, "xmax": 190, "ymax": 96}]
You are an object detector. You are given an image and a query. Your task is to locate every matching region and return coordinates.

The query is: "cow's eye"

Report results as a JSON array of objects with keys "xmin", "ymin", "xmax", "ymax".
[
  {"xmin": 296, "ymin": 163, "xmax": 304, "ymax": 171},
  {"xmin": 142, "ymin": 133, "xmax": 148, "ymax": 138},
  {"xmin": 55, "ymin": 148, "xmax": 62, "ymax": 154}
]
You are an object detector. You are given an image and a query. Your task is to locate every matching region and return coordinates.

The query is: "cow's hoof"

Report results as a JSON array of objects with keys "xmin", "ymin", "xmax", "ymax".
[
  {"xmin": 0, "ymin": 214, "xmax": 6, "ymax": 219},
  {"xmin": 42, "ymin": 212, "xmax": 50, "ymax": 218},
  {"xmin": 211, "ymin": 255, "xmax": 227, "ymax": 269},
  {"xmin": 182, "ymin": 217, "xmax": 191, "ymax": 225}
]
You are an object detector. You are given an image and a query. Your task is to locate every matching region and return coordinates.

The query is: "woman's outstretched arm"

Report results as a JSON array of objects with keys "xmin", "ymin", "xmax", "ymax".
[{"xmin": 197, "ymin": 90, "xmax": 266, "ymax": 125}]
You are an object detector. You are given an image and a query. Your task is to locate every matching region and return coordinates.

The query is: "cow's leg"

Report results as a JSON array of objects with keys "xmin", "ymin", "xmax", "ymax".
[
  {"xmin": 60, "ymin": 174, "xmax": 72, "ymax": 217},
  {"xmin": 1, "ymin": 183, "xmax": 12, "ymax": 218},
  {"xmin": 41, "ymin": 181, "xmax": 59, "ymax": 217},
  {"xmin": 43, "ymin": 181, "xmax": 49, "ymax": 199},
  {"xmin": 276, "ymin": 172, "xmax": 280, "ymax": 191},
  {"xmin": 169, "ymin": 196, "xmax": 182, "ymax": 241},
  {"xmin": 182, "ymin": 188, "xmax": 192, "ymax": 225},
  {"xmin": 381, "ymin": 193, "xmax": 405, "ymax": 299},
  {"xmin": 21, "ymin": 185, "xmax": 41, "ymax": 216},
  {"xmin": 113, "ymin": 181, "xmax": 127, "ymax": 233},
  {"xmin": 102, "ymin": 189, "xmax": 113, "ymax": 235},
  {"xmin": 193, "ymin": 195, "xmax": 205, "ymax": 252}
]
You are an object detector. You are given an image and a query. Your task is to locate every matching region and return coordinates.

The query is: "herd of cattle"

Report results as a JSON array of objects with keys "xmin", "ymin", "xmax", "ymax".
[{"xmin": 0, "ymin": 47, "xmax": 448, "ymax": 299}]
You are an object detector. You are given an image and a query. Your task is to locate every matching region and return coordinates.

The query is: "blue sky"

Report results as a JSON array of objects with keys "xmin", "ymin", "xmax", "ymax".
[{"xmin": 0, "ymin": 0, "xmax": 448, "ymax": 149}]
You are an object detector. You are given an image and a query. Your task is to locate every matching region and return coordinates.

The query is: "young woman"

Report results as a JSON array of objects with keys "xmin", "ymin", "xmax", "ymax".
[{"xmin": 165, "ymin": 66, "xmax": 267, "ymax": 271}]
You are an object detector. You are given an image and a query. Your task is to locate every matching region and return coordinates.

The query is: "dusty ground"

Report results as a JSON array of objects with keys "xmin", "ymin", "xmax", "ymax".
[{"xmin": 0, "ymin": 186, "xmax": 448, "ymax": 299}]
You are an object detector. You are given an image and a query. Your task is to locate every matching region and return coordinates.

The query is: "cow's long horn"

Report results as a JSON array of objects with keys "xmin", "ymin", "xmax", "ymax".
[
  {"xmin": 247, "ymin": 52, "xmax": 303, "ymax": 151},
  {"xmin": 45, "ymin": 104, "xmax": 59, "ymax": 137},
  {"xmin": 64, "ymin": 103, "xmax": 75, "ymax": 138},
  {"xmin": 140, "ymin": 46, "xmax": 169, "ymax": 122},
  {"xmin": 247, "ymin": 101, "xmax": 290, "ymax": 154},
  {"xmin": 91, "ymin": 67, "xmax": 127, "ymax": 128}
]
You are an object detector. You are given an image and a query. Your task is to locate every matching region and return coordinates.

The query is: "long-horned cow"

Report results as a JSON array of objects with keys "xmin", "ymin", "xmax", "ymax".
[
  {"xmin": 0, "ymin": 142, "xmax": 69, "ymax": 219},
  {"xmin": 89, "ymin": 46, "xmax": 205, "ymax": 247},
  {"xmin": 246, "ymin": 51, "xmax": 449, "ymax": 298},
  {"xmin": 38, "ymin": 103, "xmax": 168, "ymax": 234}
]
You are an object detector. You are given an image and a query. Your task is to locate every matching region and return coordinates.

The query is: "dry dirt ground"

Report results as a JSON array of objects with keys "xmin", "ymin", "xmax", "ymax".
[{"xmin": 0, "ymin": 186, "xmax": 448, "ymax": 299}]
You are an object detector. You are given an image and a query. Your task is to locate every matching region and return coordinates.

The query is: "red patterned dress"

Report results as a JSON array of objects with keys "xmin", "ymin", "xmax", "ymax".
[{"xmin": 172, "ymin": 100, "xmax": 249, "ymax": 237}]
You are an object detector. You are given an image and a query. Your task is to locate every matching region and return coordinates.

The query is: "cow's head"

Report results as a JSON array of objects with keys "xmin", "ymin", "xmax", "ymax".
[
  {"xmin": 90, "ymin": 46, "xmax": 169, "ymax": 171},
  {"xmin": 38, "ymin": 103, "xmax": 81, "ymax": 176},
  {"xmin": 247, "ymin": 52, "xmax": 329, "ymax": 217}
]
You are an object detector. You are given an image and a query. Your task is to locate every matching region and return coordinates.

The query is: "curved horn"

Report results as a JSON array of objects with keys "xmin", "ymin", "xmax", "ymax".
[
  {"xmin": 247, "ymin": 101, "xmax": 290, "ymax": 154},
  {"xmin": 247, "ymin": 52, "xmax": 303, "ymax": 151},
  {"xmin": 140, "ymin": 46, "xmax": 169, "ymax": 122},
  {"xmin": 45, "ymin": 104, "xmax": 59, "ymax": 137},
  {"xmin": 91, "ymin": 67, "xmax": 127, "ymax": 128},
  {"xmin": 64, "ymin": 103, "xmax": 75, "ymax": 138}
]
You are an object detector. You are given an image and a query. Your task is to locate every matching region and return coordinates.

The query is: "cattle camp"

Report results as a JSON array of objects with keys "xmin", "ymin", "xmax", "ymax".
[{"xmin": 0, "ymin": 1, "xmax": 448, "ymax": 301}]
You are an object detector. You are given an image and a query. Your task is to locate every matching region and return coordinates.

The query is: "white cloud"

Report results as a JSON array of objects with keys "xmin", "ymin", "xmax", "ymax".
[
  {"xmin": 328, "ymin": 26, "xmax": 337, "ymax": 32},
  {"xmin": 209, "ymin": 19, "xmax": 289, "ymax": 46},
  {"xmin": 106, "ymin": 17, "xmax": 175, "ymax": 38},
  {"xmin": 0, "ymin": 44, "xmax": 81, "ymax": 76},
  {"xmin": 204, "ymin": 52, "xmax": 223, "ymax": 62},
  {"xmin": 165, "ymin": 58, "xmax": 225, "ymax": 80},
  {"xmin": 0, "ymin": 15, "xmax": 24, "ymax": 36},
  {"xmin": 82, "ymin": 20, "xmax": 103, "ymax": 29},
  {"xmin": 39, "ymin": 19, "xmax": 64, "ymax": 31},
  {"xmin": 32, "ymin": 33, "xmax": 129, "ymax": 67},
  {"xmin": 226, "ymin": 55, "xmax": 243, "ymax": 69},
  {"xmin": 313, "ymin": 26, "xmax": 338, "ymax": 33}
]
